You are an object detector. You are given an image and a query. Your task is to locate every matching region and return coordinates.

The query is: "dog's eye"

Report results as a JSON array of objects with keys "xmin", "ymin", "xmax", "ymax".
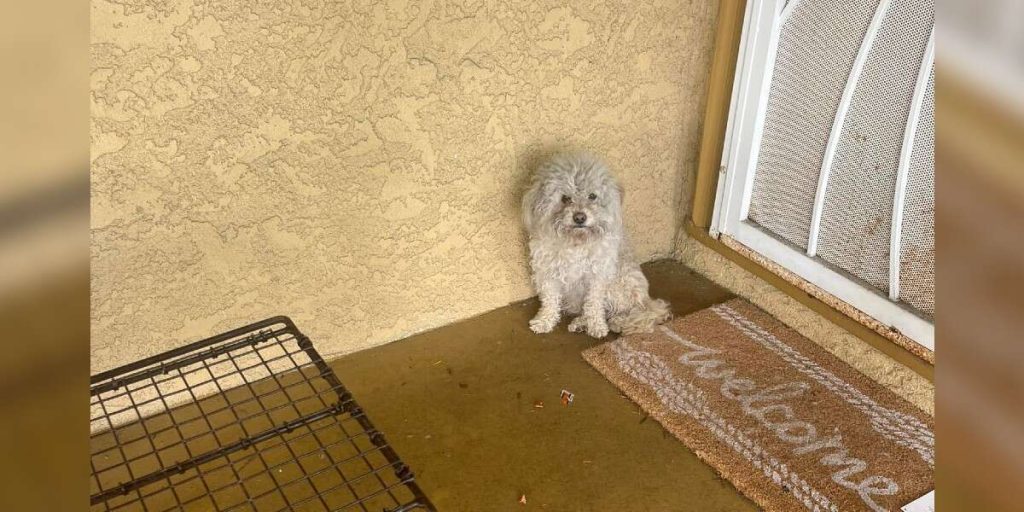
[
  {"xmin": 561, "ymin": 195, "xmax": 572, "ymax": 204},
  {"xmin": 588, "ymin": 193, "xmax": 597, "ymax": 201}
]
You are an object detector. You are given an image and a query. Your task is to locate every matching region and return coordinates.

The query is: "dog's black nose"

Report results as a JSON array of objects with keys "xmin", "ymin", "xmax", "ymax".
[{"xmin": 572, "ymin": 212, "xmax": 587, "ymax": 225}]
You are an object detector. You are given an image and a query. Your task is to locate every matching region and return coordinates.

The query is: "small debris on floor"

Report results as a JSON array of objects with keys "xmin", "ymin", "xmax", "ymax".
[
  {"xmin": 533, "ymin": 400, "xmax": 544, "ymax": 408},
  {"xmin": 432, "ymin": 360, "xmax": 443, "ymax": 366},
  {"xmin": 560, "ymin": 389, "xmax": 574, "ymax": 406},
  {"xmin": 518, "ymin": 494, "xmax": 527, "ymax": 505}
]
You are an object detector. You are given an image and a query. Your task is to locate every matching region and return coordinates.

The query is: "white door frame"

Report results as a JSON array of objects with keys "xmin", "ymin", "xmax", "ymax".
[{"xmin": 710, "ymin": 0, "xmax": 935, "ymax": 352}]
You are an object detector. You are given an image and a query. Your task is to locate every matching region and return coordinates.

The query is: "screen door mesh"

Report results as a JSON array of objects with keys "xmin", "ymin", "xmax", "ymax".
[
  {"xmin": 747, "ymin": 0, "xmax": 881, "ymax": 249},
  {"xmin": 817, "ymin": 0, "xmax": 935, "ymax": 294},
  {"xmin": 899, "ymin": 68, "xmax": 935, "ymax": 318},
  {"xmin": 743, "ymin": 0, "xmax": 935, "ymax": 320}
]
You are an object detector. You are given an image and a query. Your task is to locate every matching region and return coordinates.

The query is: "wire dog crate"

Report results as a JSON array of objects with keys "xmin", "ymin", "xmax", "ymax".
[{"xmin": 90, "ymin": 316, "xmax": 434, "ymax": 512}]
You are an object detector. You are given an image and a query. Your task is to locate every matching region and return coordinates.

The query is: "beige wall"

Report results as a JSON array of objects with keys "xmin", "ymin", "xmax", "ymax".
[{"xmin": 91, "ymin": 0, "xmax": 719, "ymax": 371}]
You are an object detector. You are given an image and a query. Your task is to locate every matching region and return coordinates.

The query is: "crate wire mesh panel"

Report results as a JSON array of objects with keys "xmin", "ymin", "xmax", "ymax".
[{"xmin": 90, "ymin": 317, "xmax": 434, "ymax": 512}]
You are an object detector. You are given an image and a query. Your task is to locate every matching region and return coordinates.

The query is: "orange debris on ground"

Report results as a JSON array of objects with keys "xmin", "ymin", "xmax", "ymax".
[{"xmin": 560, "ymin": 389, "xmax": 574, "ymax": 406}]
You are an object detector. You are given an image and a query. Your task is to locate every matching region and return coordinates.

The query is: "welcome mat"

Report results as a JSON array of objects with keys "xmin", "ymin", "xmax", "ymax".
[{"xmin": 583, "ymin": 299, "xmax": 933, "ymax": 512}]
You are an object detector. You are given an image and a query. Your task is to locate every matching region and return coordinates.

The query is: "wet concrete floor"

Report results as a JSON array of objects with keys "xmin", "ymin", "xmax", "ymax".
[{"xmin": 330, "ymin": 259, "xmax": 757, "ymax": 511}]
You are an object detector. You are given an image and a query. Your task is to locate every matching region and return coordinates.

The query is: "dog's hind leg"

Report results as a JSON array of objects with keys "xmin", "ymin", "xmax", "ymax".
[
  {"xmin": 606, "ymin": 270, "xmax": 671, "ymax": 334},
  {"xmin": 609, "ymin": 298, "xmax": 672, "ymax": 334}
]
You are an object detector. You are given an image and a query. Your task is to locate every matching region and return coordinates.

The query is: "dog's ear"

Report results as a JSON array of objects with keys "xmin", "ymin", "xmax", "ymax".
[
  {"xmin": 521, "ymin": 178, "xmax": 540, "ymax": 233},
  {"xmin": 614, "ymin": 180, "xmax": 625, "ymax": 205}
]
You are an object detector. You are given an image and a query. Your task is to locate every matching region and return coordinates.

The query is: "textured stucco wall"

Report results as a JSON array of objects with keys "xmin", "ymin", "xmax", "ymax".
[{"xmin": 91, "ymin": 0, "xmax": 719, "ymax": 371}]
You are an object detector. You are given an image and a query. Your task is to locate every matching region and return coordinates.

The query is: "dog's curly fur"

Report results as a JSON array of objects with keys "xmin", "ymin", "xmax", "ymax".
[{"xmin": 522, "ymin": 151, "xmax": 671, "ymax": 338}]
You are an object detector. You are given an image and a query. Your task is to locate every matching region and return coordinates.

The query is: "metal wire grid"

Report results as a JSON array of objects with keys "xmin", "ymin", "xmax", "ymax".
[{"xmin": 90, "ymin": 317, "xmax": 433, "ymax": 512}]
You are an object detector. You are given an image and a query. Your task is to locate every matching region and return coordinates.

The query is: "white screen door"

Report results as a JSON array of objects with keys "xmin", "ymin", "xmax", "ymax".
[{"xmin": 712, "ymin": 0, "xmax": 935, "ymax": 351}]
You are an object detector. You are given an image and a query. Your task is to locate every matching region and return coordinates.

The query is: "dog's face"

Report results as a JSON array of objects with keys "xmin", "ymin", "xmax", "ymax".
[{"xmin": 522, "ymin": 153, "xmax": 624, "ymax": 243}]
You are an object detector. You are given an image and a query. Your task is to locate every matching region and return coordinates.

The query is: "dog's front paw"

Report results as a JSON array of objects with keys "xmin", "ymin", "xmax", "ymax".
[
  {"xmin": 529, "ymin": 311, "xmax": 559, "ymax": 334},
  {"xmin": 568, "ymin": 316, "xmax": 588, "ymax": 333},
  {"xmin": 586, "ymin": 318, "xmax": 609, "ymax": 338}
]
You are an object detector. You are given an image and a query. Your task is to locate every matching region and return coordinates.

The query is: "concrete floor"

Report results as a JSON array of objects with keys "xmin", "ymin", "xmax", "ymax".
[{"xmin": 330, "ymin": 260, "xmax": 757, "ymax": 511}]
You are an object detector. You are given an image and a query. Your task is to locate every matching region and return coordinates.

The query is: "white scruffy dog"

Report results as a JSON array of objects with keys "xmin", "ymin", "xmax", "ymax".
[{"xmin": 522, "ymin": 151, "xmax": 671, "ymax": 338}]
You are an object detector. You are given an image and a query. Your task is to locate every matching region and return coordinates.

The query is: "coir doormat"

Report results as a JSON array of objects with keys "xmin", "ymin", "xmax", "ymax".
[{"xmin": 583, "ymin": 299, "xmax": 933, "ymax": 511}]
